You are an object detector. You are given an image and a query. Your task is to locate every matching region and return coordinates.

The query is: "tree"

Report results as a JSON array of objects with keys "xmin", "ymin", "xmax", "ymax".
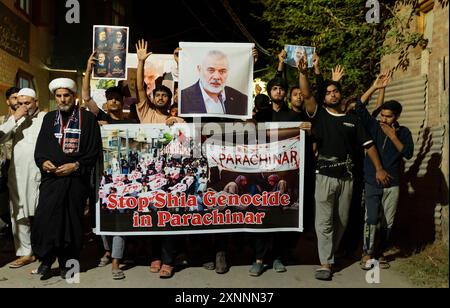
[{"xmin": 254, "ymin": 0, "xmax": 426, "ymax": 96}]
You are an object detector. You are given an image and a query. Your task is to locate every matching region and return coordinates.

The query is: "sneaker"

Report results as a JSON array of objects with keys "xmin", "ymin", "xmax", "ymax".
[
  {"xmin": 273, "ymin": 259, "xmax": 287, "ymax": 273},
  {"xmin": 249, "ymin": 262, "xmax": 264, "ymax": 277}
]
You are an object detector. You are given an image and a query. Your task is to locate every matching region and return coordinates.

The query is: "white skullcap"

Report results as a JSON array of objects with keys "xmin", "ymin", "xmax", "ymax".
[
  {"xmin": 49, "ymin": 78, "xmax": 77, "ymax": 94},
  {"xmin": 17, "ymin": 88, "xmax": 37, "ymax": 99}
]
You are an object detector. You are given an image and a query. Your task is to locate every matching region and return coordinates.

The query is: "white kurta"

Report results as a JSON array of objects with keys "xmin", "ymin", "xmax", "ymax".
[{"xmin": 0, "ymin": 112, "xmax": 46, "ymax": 220}]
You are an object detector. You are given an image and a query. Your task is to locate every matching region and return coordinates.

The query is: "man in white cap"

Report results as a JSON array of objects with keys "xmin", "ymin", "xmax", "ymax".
[
  {"xmin": 31, "ymin": 78, "xmax": 101, "ymax": 280},
  {"xmin": 0, "ymin": 88, "xmax": 46, "ymax": 268}
]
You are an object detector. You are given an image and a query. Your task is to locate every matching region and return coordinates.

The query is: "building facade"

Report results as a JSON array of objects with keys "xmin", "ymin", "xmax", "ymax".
[
  {"xmin": 0, "ymin": 0, "xmax": 131, "ymax": 114},
  {"xmin": 0, "ymin": 0, "xmax": 56, "ymax": 114},
  {"xmin": 377, "ymin": 0, "xmax": 449, "ymax": 247}
]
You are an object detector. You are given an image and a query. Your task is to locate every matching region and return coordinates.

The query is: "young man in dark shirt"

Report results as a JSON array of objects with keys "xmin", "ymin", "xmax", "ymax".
[
  {"xmin": 249, "ymin": 56, "xmax": 313, "ymax": 277},
  {"xmin": 357, "ymin": 73, "xmax": 414, "ymax": 270},
  {"xmin": 83, "ymin": 53, "xmax": 137, "ymax": 125},
  {"xmin": 299, "ymin": 59, "xmax": 391, "ymax": 281},
  {"xmin": 82, "ymin": 54, "xmax": 135, "ymax": 280}
]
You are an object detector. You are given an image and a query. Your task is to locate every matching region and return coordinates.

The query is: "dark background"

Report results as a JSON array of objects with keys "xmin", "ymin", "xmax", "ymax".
[{"xmin": 51, "ymin": 0, "xmax": 270, "ymax": 72}]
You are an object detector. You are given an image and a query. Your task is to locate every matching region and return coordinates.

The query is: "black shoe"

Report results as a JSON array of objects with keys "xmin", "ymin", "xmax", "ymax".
[
  {"xmin": 174, "ymin": 253, "xmax": 189, "ymax": 269},
  {"xmin": 60, "ymin": 267, "xmax": 68, "ymax": 280},
  {"xmin": 0, "ymin": 223, "xmax": 10, "ymax": 237},
  {"xmin": 33, "ymin": 264, "xmax": 50, "ymax": 275},
  {"xmin": 39, "ymin": 266, "xmax": 53, "ymax": 281}
]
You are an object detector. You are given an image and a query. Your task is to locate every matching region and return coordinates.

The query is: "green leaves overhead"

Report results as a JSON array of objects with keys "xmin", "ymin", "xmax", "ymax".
[{"xmin": 255, "ymin": 0, "xmax": 411, "ymax": 95}]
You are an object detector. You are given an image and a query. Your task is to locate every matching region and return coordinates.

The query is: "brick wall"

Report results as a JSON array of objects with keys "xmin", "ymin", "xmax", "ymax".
[
  {"xmin": 0, "ymin": 0, "xmax": 53, "ymax": 114},
  {"xmin": 380, "ymin": 2, "xmax": 449, "ymax": 246},
  {"xmin": 380, "ymin": 3, "xmax": 448, "ymax": 128}
]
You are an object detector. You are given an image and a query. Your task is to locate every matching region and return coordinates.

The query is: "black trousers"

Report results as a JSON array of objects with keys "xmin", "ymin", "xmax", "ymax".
[
  {"xmin": 253, "ymin": 232, "xmax": 294, "ymax": 262},
  {"xmin": 195, "ymin": 234, "xmax": 229, "ymax": 264},
  {"xmin": 41, "ymin": 246, "xmax": 80, "ymax": 270}
]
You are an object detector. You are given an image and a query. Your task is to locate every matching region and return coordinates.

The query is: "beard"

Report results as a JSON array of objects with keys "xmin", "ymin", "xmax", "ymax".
[
  {"xmin": 200, "ymin": 78, "xmax": 225, "ymax": 94},
  {"xmin": 153, "ymin": 100, "xmax": 169, "ymax": 110},
  {"xmin": 58, "ymin": 104, "xmax": 75, "ymax": 113},
  {"xmin": 324, "ymin": 99, "xmax": 341, "ymax": 109}
]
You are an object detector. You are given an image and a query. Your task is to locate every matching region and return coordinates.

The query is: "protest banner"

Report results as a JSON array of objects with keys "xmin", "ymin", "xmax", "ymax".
[{"xmin": 96, "ymin": 123, "xmax": 304, "ymax": 235}]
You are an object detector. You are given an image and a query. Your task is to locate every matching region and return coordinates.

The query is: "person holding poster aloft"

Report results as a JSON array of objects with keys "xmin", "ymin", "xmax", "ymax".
[
  {"xmin": 135, "ymin": 39, "xmax": 182, "ymax": 126},
  {"xmin": 299, "ymin": 56, "xmax": 391, "ymax": 281}
]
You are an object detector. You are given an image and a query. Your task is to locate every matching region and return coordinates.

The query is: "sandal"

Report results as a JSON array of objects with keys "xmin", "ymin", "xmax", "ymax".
[
  {"xmin": 9, "ymin": 256, "xmax": 36, "ymax": 269},
  {"xmin": 202, "ymin": 262, "xmax": 215, "ymax": 271},
  {"xmin": 150, "ymin": 260, "xmax": 162, "ymax": 273},
  {"xmin": 112, "ymin": 269, "xmax": 126, "ymax": 280},
  {"xmin": 98, "ymin": 256, "xmax": 111, "ymax": 267},
  {"xmin": 378, "ymin": 257, "xmax": 391, "ymax": 269},
  {"xmin": 360, "ymin": 255, "xmax": 373, "ymax": 270},
  {"xmin": 315, "ymin": 267, "xmax": 332, "ymax": 281},
  {"xmin": 159, "ymin": 264, "xmax": 174, "ymax": 279}
]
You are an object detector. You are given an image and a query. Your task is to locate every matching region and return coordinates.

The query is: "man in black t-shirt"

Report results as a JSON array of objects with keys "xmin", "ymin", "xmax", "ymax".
[
  {"xmin": 249, "ymin": 56, "xmax": 314, "ymax": 277},
  {"xmin": 299, "ymin": 61, "xmax": 391, "ymax": 281}
]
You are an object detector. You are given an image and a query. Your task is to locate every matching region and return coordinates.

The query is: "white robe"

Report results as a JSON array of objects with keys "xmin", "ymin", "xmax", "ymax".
[{"xmin": 0, "ymin": 112, "xmax": 46, "ymax": 220}]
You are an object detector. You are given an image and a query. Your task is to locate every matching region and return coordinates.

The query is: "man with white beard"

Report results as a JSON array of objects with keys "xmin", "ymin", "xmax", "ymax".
[
  {"xmin": 285, "ymin": 47, "xmax": 306, "ymax": 68},
  {"xmin": 180, "ymin": 50, "xmax": 248, "ymax": 116},
  {"xmin": 0, "ymin": 88, "xmax": 46, "ymax": 268}
]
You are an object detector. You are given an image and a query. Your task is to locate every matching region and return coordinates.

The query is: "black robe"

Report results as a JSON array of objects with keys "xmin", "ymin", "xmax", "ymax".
[{"xmin": 32, "ymin": 110, "xmax": 101, "ymax": 259}]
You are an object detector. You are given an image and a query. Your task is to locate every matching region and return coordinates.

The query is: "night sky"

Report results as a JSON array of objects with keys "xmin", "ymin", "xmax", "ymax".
[
  {"xmin": 132, "ymin": 0, "xmax": 264, "ymax": 51},
  {"xmin": 52, "ymin": 0, "xmax": 270, "ymax": 71}
]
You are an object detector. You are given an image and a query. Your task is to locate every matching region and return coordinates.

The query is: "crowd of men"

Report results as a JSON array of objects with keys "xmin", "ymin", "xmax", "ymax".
[{"xmin": 0, "ymin": 38, "xmax": 413, "ymax": 282}]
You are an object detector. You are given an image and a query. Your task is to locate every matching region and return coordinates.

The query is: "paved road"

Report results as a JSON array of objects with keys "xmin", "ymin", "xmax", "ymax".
[{"xmin": 0, "ymin": 237, "xmax": 415, "ymax": 288}]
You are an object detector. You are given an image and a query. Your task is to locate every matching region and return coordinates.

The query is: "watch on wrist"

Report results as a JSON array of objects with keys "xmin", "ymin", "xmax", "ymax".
[{"xmin": 74, "ymin": 162, "xmax": 80, "ymax": 171}]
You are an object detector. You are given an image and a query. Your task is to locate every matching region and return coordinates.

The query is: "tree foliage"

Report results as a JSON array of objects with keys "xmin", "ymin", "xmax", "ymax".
[{"xmin": 254, "ymin": 0, "xmax": 424, "ymax": 96}]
